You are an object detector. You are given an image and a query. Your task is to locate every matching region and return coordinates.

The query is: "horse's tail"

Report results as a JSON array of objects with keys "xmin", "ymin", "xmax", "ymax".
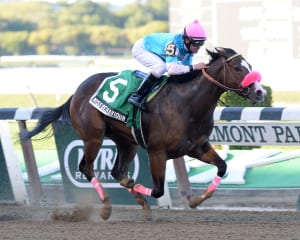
[{"xmin": 20, "ymin": 96, "xmax": 73, "ymax": 142}]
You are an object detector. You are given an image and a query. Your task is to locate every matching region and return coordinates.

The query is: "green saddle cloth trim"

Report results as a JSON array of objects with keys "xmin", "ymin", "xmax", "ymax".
[{"xmin": 89, "ymin": 69, "xmax": 167, "ymax": 129}]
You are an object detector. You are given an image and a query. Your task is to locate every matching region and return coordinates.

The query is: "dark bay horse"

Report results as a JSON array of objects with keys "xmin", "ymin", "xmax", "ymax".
[{"xmin": 22, "ymin": 47, "xmax": 266, "ymax": 220}]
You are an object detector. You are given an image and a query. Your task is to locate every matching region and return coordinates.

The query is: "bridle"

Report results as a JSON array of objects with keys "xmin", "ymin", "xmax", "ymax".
[{"xmin": 201, "ymin": 53, "xmax": 250, "ymax": 96}]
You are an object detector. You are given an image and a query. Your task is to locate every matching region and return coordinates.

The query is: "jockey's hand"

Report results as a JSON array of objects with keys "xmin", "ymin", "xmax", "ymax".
[{"xmin": 193, "ymin": 62, "xmax": 207, "ymax": 70}]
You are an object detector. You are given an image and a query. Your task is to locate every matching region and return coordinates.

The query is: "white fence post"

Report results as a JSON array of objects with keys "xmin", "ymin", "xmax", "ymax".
[
  {"xmin": 173, "ymin": 157, "xmax": 192, "ymax": 209},
  {"xmin": 0, "ymin": 120, "xmax": 28, "ymax": 204}
]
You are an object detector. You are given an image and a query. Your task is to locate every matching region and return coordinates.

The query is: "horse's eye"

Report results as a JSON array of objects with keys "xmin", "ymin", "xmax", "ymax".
[{"xmin": 234, "ymin": 66, "xmax": 242, "ymax": 72}]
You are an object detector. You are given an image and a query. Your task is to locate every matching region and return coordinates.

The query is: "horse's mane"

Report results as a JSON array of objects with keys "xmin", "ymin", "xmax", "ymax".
[
  {"xmin": 168, "ymin": 47, "xmax": 238, "ymax": 84},
  {"xmin": 169, "ymin": 70, "xmax": 201, "ymax": 83}
]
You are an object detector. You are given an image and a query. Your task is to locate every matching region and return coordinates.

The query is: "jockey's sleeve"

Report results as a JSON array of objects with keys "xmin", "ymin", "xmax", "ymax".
[{"xmin": 166, "ymin": 62, "xmax": 191, "ymax": 75}]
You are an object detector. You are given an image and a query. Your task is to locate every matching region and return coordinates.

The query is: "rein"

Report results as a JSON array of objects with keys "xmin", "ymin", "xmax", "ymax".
[{"xmin": 201, "ymin": 53, "xmax": 245, "ymax": 94}]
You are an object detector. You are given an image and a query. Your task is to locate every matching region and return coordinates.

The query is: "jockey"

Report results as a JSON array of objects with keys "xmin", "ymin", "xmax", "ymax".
[{"xmin": 128, "ymin": 19, "xmax": 207, "ymax": 110}]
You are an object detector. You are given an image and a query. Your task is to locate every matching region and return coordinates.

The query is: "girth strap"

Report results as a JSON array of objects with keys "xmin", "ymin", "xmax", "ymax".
[{"xmin": 131, "ymin": 106, "xmax": 147, "ymax": 148}]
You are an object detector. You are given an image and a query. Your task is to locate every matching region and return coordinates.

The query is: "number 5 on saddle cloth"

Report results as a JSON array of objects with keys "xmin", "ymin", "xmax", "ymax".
[{"xmin": 89, "ymin": 69, "xmax": 168, "ymax": 147}]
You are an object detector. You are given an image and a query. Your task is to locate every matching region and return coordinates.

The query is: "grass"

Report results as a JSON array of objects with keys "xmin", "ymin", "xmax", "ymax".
[
  {"xmin": 272, "ymin": 91, "xmax": 300, "ymax": 104},
  {"xmin": 0, "ymin": 94, "xmax": 71, "ymax": 108},
  {"xmin": 1, "ymin": 94, "xmax": 70, "ymax": 151},
  {"xmin": 9, "ymin": 120, "xmax": 57, "ymax": 150}
]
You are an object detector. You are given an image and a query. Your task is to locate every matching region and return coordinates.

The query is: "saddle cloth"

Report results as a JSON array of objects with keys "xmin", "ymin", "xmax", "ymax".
[{"xmin": 89, "ymin": 69, "xmax": 167, "ymax": 129}]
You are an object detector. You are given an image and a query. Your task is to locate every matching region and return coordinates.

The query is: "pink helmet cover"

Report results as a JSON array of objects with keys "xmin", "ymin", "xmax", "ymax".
[{"xmin": 184, "ymin": 19, "xmax": 206, "ymax": 39}]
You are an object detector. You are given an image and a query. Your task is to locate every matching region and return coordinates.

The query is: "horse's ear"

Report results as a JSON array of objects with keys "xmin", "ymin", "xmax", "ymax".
[
  {"xmin": 215, "ymin": 47, "xmax": 226, "ymax": 54},
  {"xmin": 206, "ymin": 48, "xmax": 220, "ymax": 60},
  {"xmin": 206, "ymin": 48, "xmax": 213, "ymax": 55}
]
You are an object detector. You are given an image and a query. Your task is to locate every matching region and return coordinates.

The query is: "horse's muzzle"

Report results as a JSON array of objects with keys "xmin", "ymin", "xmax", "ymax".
[
  {"xmin": 250, "ymin": 81, "xmax": 267, "ymax": 103},
  {"xmin": 241, "ymin": 81, "xmax": 266, "ymax": 104}
]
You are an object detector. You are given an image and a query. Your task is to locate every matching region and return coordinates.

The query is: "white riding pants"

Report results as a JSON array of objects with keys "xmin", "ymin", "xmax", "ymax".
[{"xmin": 132, "ymin": 39, "xmax": 167, "ymax": 78}]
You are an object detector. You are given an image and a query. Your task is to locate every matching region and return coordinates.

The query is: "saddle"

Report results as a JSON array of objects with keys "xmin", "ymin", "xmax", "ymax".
[{"xmin": 89, "ymin": 70, "xmax": 168, "ymax": 148}]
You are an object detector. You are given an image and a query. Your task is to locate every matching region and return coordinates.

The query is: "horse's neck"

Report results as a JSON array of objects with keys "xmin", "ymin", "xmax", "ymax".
[
  {"xmin": 190, "ymin": 76, "xmax": 223, "ymax": 111},
  {"xmin": 163, "ymin": 76, "xmax": 223, "ymax": 121},
  {"xmin": 184, "ymin": 77, "xmax": 223, "ymax": 122}
]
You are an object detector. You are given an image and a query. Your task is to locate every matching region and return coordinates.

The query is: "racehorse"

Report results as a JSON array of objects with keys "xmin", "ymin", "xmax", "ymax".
[{"xmin": 21, "ymin": 47, "xmax": 266, "ymax": 220}]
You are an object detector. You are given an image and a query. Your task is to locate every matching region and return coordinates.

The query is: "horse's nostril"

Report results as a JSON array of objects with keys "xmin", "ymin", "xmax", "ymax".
[
  {"xmin": 256, "ymin": 89, "xmax": 267, "ymax": 98},
  {"xmin": 256, "ymin": 90, "xmax": 262, "ymax": 96},
  {"xmin": 254, "ymin": 90, "xmax": 265, "ymax": 102}
]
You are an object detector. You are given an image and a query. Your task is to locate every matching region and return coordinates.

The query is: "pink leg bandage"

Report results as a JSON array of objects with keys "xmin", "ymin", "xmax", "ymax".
[
  {"xmin": 133, "ymin": 184, "xmax": 152, "ymax": 196},
  {"xmin": 206, "ymin": 176, "xmax": 222, "ymax": 194},
  {"xmin": 91, "ymin": 177, "xmax": 105, "ymax": 201}
]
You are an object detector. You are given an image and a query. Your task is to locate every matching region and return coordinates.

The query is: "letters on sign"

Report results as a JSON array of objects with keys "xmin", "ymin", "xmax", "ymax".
[{"xmin": 210, "ymin": 122, "xmax": 300, "ymax": 146}]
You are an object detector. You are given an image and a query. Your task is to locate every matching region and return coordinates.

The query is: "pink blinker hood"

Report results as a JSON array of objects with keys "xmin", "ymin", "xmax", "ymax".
[{"xmin": 241, "ymin": 71, "xmax": 262, "ymax": 88}]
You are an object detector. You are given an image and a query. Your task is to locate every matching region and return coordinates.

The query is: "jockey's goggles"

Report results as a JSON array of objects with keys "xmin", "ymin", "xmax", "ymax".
[{"xmin": 190, "ymin": 39, "xmax": 205, "ymax": 47}]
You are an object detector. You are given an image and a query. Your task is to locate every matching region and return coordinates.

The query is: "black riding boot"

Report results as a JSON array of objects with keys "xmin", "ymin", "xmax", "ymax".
[{"xmin": 128, "ymin": 73, "xmax": 159, "ymax": 110}]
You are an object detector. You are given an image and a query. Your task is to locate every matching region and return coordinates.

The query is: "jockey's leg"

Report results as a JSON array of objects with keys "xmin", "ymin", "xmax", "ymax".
[
  {"xmin": 129, "ymin": 40, "xmax": 166, "ymax": 111},
  {"xmin": 128, "ymin": 72, "xmax": 159, "ymax": 110}
]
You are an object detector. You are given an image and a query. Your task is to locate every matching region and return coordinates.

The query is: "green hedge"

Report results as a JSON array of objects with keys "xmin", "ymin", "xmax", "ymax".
[{"xmin": 219, "ymin": 85, "xmax": 272, "ymax": 107}]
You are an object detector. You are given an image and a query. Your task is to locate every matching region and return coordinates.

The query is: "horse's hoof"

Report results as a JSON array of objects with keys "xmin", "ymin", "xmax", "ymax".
[
  {"xmin": 142, "ymin": 203, "xmax": 152, "ymax": 221},
  {"xmin": 144, "ymin": 212, "xmax": 152, "ymax": 221},
  {"xmin": 188, "ymin": 195, "xmax": 206, "ymax": 208},
  {"xmin": 135, "ymin": 196, "xmax": 152, "ymax": 221},
  {"xmin": 100, "ymin": 205, "xmax": 112, "ymax": 220},
  {"xmin": 100, "ymin": 196, "xmax": 111, "ymax": 220}
]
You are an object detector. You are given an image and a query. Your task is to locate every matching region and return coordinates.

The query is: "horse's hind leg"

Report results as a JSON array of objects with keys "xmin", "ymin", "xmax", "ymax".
[
  {"xmin": 110, "ymin": 140, "xmax": 137, "ymax": 188},
  {"xmin": 79, "ymin": 139, "xmax": 111, "ymax": 220},
  {"xmin": 110, "ymin": 139, "xmax": 152, "ymax": 220}
]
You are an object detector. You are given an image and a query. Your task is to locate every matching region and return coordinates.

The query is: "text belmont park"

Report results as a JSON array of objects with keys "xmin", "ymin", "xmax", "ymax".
[{"xmin": 209, "ymin": 122, "xmax": 300, "ymax": 145}]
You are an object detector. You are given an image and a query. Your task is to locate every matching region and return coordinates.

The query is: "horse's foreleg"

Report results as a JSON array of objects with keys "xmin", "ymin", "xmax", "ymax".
[
  {"xmin": 188, "ymin": 175, "xmax": 222, "ymax": 208},
  {"xmin": 188, "ymin": 142, "xmax": 227, "ymax": 208},
  {"xmin": 79, "ymin": 140, "xmax": 111, "ymax": 220}
]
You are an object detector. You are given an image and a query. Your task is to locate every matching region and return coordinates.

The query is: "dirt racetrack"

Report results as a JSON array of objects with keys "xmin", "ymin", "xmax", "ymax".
[{"xmin": 1, "ymin": 203, "xmax": 300, "ymax": 240}]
